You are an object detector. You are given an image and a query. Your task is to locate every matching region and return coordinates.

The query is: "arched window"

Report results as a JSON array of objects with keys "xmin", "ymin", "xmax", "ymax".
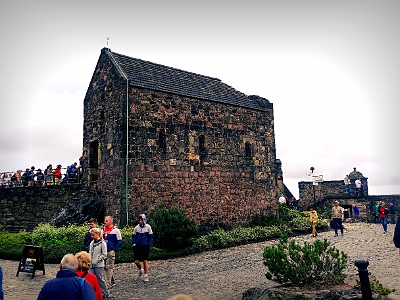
[
  {"xmin": 158, "ymin": 130, "xmax": 166, "ymax": 151},
  {"xmin": 245, "ymin": 142, "xmax": 252, "ymax": 158},
  {"xmin": 199, "ymin": 135, "xmax": 205, "ymax": 152}
]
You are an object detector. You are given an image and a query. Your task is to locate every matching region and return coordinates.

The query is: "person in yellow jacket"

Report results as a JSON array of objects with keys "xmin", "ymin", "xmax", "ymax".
[{"xmin": 309, "ymin": 206, "xmax": 318, "ymax": 237}]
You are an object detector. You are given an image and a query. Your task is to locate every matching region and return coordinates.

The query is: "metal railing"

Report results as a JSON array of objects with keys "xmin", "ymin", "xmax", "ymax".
[{"xmin": 0, "ymin": 167, "xmax": 82, "ymax": 188}]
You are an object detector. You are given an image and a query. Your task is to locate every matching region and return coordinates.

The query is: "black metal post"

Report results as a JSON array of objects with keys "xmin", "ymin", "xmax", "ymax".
[
  {"xmin": 310, "ymin": 167, "xmax": 316, "ymax": 208},
  {"xmin": 354, "ymin": 260, "xmax": 372, "ymax": 300}
]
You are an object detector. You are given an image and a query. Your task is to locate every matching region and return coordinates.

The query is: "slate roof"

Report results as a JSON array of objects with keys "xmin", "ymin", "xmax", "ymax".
[{"xmin": 103, "ymin": 48, "xmax": 271, "ymax": 111}]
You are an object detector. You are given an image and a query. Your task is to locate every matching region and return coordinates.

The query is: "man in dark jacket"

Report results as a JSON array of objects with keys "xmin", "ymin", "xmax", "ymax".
[
  {"xmin": 37, "ymin": 254, "xmax": 95, "ymax": 300},
  {"xmin": 83, "ymin": 218, "xmax": 99, "ymax": 252},
  {"xmin": 394, "ymin": 215, "xmax": 400, "ymax": 256}
]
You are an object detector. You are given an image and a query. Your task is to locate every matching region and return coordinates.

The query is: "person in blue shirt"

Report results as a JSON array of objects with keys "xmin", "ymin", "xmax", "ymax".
[
  {"xmin": 66, "ymin": 162, "xmax": 78, "ymax": 183},
  {"xmin": 132, "ymin": 214, "xmax": 154, "ymax": 282},
  {"xmin": 388, "ymin": 201, "xmax": 396, "ymax": 224},
  {"xmin": 37, "ymin": 254, "xmax": 95, "ymax": 300},
  {"xmin": 352, "ymin": 204, "xmax": 360, "ymax": 221},
  {"xmin": 0, "ymin": 266, "xmax": 3, "ymax": 300}
]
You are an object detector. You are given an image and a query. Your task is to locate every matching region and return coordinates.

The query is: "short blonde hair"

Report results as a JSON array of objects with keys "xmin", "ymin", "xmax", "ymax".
[
  {"xmin": 75, "ymin": 251, "xmax": 91, "ymax": 271},
  {"xmin": 90, "ymin": 227, "xmax": 102, "ymax": 235}
]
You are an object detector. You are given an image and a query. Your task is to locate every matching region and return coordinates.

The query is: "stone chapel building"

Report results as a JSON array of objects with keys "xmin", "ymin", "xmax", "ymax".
[{"xmin": 82, "ymin": 48, "xmax": 289, "ymax": 230}]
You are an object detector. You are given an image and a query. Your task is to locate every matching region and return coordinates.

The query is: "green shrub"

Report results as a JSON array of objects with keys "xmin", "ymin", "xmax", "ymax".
[
  {"xmin": 279, "ymin": 205, "xmax": 301, "ymax": 222},
  {"xmin": 263, "ymin": 233, "xmax": 347, "ymax": 286},
  {"xmin": 191, "ymin": 225, "xmax": 286, "ymax": 252},
  {"xmin": 32, "ymin": 223, "xmax": 87, "ymax": 246},
  {"xmin": 249, "ymin": 214, "xmax": 284, "ymax": 227},
  {"xmin": 289, "ymin": 216, "xmax": 329, "ymax": 233},
  {"xmin": 0, "ymin": 231, "xmax": 32, "ymax": 260},
  {"xmin": 148, "ymin": 205, "xmax": 198, "ymax": 250}
]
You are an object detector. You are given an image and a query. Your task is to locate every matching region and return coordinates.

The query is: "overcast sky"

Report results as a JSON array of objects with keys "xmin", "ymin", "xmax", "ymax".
[{"xmin": 0, "ymin": 1, "xmax": 399, "ymax": 198}]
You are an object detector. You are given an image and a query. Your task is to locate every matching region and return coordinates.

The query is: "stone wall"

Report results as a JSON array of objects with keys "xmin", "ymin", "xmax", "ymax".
[
  {"xmin": 298, "ymin": 179, "xmax": 399, "ymax": 222},
  {"xmin": 298, "ymin": 178, "xmax": 369, "ymax": 209},
  {"xmin": 82, "ymin": 50, "xmax": 281, "ymax": 230},
  {"xmin": 0, "ymin": 184, "xmax": 104, "ymax": 233}
]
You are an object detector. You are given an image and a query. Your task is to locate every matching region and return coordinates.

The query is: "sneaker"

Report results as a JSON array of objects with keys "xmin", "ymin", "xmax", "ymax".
[
  {"xmin": 137, "ymin": 269, "xmax": 144, "ymax": 279},
  {"xmin": 143, "ymin": 274, "xmax": 149, "ymax": 282}
]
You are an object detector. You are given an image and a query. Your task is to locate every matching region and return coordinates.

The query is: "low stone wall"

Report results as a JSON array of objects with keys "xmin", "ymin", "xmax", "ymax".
[{"xmin": 0, "ymin": 184, "xmax": 91, "ymax": 232}]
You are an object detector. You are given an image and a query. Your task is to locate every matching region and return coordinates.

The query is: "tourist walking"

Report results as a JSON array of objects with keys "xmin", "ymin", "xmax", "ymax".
[
  {"xmin": 89, "ymin": 228, "xmax": 109, "ymax": 299},
  {"xmin": 103, "ymin": 216, "xmax": 122, "ymax": 290},
  {"xmin": 75, "ymin": 251, "xmax": 103, "ymax": 300},
  {"xmin": 309, "ymin": 206, "xmax": 318, "ymax": 237},
  {"xmin": 378, "ymin": 201, "xmax": 389, "ymax": 234},
  {"xmin": 278, "ymin": 195, "xmax": 286, "ymax": 206},
  {"xmin": 352, "ymin": 204, "xmax": 360, "ymax": 220},
  {"xmin": 388, "ymin": 201, "xmax": 396, "ymax": 224},
  {"xmin": 84, "ymin": 218, "xmax": 99, "ymax": 253},
  {"xmin": 132, "ymin": 214, "xmax": 154, "ymax": 282},
  {"xmin": 393, "ymin": 215, "xmax": 400, "ymax": 255},
  {"xmin": 0, "ymin": 265, "xmax": 3, "ymax": 300},
  {"xmin": 331, "ymin": 200, "xmax": 344, "ymax": 236},
  {"xmin": 375, "ymin": 201, "xmax": 380, "ymax": 223},
  {"xmin": 36, "ymin": 254, "xmax": 95, "ymax": 300}
]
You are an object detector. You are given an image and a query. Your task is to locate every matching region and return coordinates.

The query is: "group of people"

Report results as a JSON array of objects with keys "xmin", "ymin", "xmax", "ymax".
[
  {"xmin": 37, "ymin": 214, "xmax": 154, "ymax": 300},
  {"xmin": 278, "ymin": 195, "xmax": 299, "ymax": 210},
  {"xmin": 309, "ymin": 200, "xmax": 398, "ymax": 238},
  {"xmin": 0, "ymin": 162, "xmax": 80, "ymax": 188},
  {"xmin": 308, "ymin": 200, "xmax": 346, "ymax": 238},
  {"xmin": 343, "ymin": 175, "xmax": 364, "ymax": 197}
]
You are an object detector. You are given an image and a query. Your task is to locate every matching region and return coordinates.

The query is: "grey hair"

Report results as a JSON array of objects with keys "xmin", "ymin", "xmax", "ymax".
[{"xmin": 60, "ymin": 253, "xmax": 78, "ymax": 271}]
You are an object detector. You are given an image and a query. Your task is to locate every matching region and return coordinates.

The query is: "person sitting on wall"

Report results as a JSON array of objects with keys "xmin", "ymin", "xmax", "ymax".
[
  {"xmin": 35, "ymin": 169, "xmax": 45, "ymax": 186},
  {"xmin": 66, "ymin": 162, "xmax": 78, "ymax": 183},
  {"xmin": 53, "ymin": 165, "xmax": 62, "ymax": 185}
]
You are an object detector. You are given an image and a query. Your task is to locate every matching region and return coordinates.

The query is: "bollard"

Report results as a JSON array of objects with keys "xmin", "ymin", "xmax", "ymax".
[{"xmin": 354, "ymin": 259, "xmax": 372, "ymax": 300}]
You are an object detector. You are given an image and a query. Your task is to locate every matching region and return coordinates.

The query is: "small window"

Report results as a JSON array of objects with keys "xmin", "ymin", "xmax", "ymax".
[
  {"xmin": 199, "ymin": 135, "xmax": 205, "ymax": 152},
  {"xmin": 245, "ymin": 142, "xmax": 252, "ymax": 158},
  {"xmin": 89, "ymin": 140, "xmax": 99, "ymax": 181},
  {"xmin": 158, "ymin": 130, "xmax": 166, "ymax": 151}
]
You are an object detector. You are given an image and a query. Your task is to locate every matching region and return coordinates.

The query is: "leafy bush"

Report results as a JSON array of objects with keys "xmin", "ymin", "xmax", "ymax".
[
  {"xmin": 32, "ymin": 223, "xmax": 88, "ymax": 246},
  {"xmin": 263, "ymin": 233, "xmax": 347, "ymax": 286},
  {"xmin": 279, "ymin": 205, "xmax": 300, "ymax": 222},
  {"xmin": 0, "ymin": 231, "xmax": 32, "ymax": 260},
  {"xmin": 148, "ymin": 205, "xmax": 198, "ymax": 250},
  {"xmin": 289, "ymin": 217, "xmax": 329, "ymax": 232},
  {"xmin": 249, "ymin": 214, "xmax": 284, "ymax": 227},
  {"xmin": 192, "ymin": 225, "xmax": 286, "ymax": 251}
]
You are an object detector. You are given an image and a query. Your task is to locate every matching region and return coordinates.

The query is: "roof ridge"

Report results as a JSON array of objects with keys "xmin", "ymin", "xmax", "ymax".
[{"xmin": 108, "ymin": 49, "xmax": 222, "ymax": 82}]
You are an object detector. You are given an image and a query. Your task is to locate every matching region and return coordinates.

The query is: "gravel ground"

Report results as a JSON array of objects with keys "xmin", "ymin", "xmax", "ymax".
[{"xmin": 1, "ymin": 222, "xmax": 399, "ymax": 300}]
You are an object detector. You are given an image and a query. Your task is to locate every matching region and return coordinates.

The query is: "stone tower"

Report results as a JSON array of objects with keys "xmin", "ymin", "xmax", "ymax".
[{"xmin": 82, "ymin": 48, "xmax": 286, "ymax": 230}]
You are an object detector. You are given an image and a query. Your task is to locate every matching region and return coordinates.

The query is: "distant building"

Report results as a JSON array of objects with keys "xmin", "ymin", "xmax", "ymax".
[{"xmin": 298, "ymin": 167, "xmax": 399, "ymax": 221}]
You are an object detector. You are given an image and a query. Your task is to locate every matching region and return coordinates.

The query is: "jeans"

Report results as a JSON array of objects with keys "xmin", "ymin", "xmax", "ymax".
[
  {"xmin": 345, "ymin": 185, "xmax": 351, "ymax": 195},
  {"xmin": 333, "ymin": 218, "xmax": 343, "ymax": 235},
  {"xmin": 380, "ymin": 217, "xmax": 388, "ymax": 232},
  {"xmin": 389, "ymin": 214, "xmax": 396, "ymax": 224},
  {"xmin": 89, "ymin": 267, "xmax": 108, "ymax": 297}
]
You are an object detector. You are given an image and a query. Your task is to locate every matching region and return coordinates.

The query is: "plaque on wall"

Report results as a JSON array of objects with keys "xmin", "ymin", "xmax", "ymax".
[{"xmin": 16, "ymin": 245, "xmax": 45, "ymax": 278}]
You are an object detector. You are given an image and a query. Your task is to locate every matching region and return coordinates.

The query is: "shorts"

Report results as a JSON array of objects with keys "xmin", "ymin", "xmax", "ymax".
[{"xmin": 133, "ymin": 245, "xmax": 150, "ymax": 261}]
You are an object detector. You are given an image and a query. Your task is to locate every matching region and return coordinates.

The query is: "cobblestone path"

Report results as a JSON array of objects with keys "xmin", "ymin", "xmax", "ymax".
[{"xmin": 1, "ymin": 222, "xmax": 399, "ymax": 299}]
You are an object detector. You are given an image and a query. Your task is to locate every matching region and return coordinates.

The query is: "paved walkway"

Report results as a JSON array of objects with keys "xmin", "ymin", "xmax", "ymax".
[{"xmin": 1, "ymin": 222, "xmax": 399, "ymax": 300}]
